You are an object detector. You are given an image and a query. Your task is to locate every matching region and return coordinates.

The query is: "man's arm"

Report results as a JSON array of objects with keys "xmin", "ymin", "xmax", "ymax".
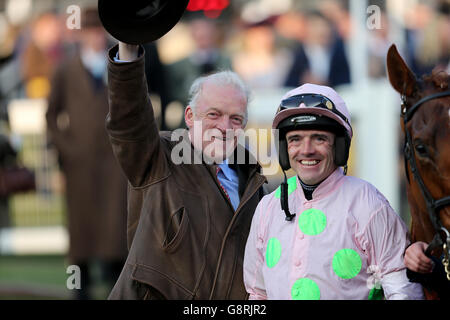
[
  {"xmin": 362, "ymin": 206, "xmax": 424, "ymax": 300},
  {"xmin": 404, "ymin": 241, "xmax": 434, "ymax": 273},
  {"xmin": 118, "ymin": 42, "xmax": 139, "ymax": 61},
  {"xmin": 404, "ymin": 241, "xmax": 450, "ymax": 298},
  {"xmin": 106, "ymin": 42, "xmax": 169, "ymax": 187},
  {"xmin": 243, "ymin": 201, "xmax": 268, "ymax": 300}
]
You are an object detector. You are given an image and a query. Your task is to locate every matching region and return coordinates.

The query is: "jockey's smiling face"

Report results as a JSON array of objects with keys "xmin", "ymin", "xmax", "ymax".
[{"xmin": 286, "ymin": 129, "xmax": 337, "ymax": 185}]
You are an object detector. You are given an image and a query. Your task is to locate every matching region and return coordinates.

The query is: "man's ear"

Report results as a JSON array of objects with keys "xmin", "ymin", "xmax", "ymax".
[
  {"xmin": 386, "ymin": 44, "xmax": 418, "ymax": 97},
  {"xmin": 185, "ymin": 105, "xmax": 193, "ymax": 129}
]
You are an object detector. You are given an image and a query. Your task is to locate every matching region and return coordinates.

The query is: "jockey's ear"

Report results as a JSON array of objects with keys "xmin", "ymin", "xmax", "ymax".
[{"xmin": 386, "ymin": 44, "xmax": 418, "ymax": 97}]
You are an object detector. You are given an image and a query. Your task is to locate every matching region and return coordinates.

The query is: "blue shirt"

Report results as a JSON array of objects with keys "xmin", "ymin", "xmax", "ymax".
[{"xmin": 217, "ymin": 159, "xmax": 240, "ymax": 211}]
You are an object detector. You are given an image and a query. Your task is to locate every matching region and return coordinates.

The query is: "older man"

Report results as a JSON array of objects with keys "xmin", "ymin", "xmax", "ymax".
[
  {"xmin": 106, "ymin": 42, "xmax": 266, "ymax": 299},
  {"xmin": 244, "ymin": 83, "xmax": 424, "ymax": 300}
]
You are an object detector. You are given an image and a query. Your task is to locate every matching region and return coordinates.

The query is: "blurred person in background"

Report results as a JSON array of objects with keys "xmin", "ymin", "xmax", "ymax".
[
  {"xmin": 284, "ymin": 10, "xmax": 350, "ymax": 88},
  {"xmin": 166, "ymin": 16, "xmax": 232, "ymax": 114},
  {"xmin": 45, "ymin": 7, "xmax": 127, "ymax": 300},
  {"xmin": 273, "ymin": 10, "xmax": 306, "ymax": 46},
  {"xmin": 317, "ymin": 0, "xmax": 352, "ymax": 42},
  {"xmin": 367, "ymin": 10, "xmax": 391, "ymax": 79},
  {"xmin": 0, "ymin": 13, "xmax": 27, "ymax": 118},
  {"xmin": 20, "ymin": 12, "xmax": 64, "ymax": 99},
  {"xmin": 0, "ymin": 124, "xmax": 34, "ymax": 231},
  {"xmin": 0, "ymin": 129, "xmax": 16, "ymax": 229},
  {"xmin": 405, "ymin": 1, "xmax": 450, "ymax": 77},
  {"xmin": 0, "ymin": 12, "xmax": 21, "ymax": 229},
  {"xmin": 232, "ymin": 17, "xmax": 292, "ymax": 90}
]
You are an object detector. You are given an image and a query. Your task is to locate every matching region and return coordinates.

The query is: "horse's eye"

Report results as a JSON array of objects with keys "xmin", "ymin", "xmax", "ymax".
[{"xmin": 414, "ymin": 143, "xmax": 429, "ymax": 157}]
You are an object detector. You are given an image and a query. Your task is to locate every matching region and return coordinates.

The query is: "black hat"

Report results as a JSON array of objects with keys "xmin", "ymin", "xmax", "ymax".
[{"xmin": 98, "ymin": 0, "xmax": 190, "ymax": 44}]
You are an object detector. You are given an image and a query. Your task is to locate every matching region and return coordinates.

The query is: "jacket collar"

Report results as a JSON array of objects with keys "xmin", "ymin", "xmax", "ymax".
[
  {"xmin": 296, "ymin": 167, "xmax": 345, "ymax": 201},
  {"xmin": 167, "ymin": 129, "xmax": 261, "ymax": 172},
  {"xmin": 167, "ymin": 129, "xmax": 263, "ymax": 196}
]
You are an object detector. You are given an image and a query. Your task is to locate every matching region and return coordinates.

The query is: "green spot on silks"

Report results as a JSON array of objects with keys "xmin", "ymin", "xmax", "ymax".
[
  {"xmin": 274, "ymin": 176, "xmax": 297, "ymax": 199},
  {"xmin": 332, "ymin": 248, "xmax": 362, "ymax": 279},
  {"xmin": 368, "ymin": 287, "xmax": 384, "ymax": 300},
  {"xmin": 291, "ymin": 278, "xmax": 320, "ymax": 300},
  {"xmin": 298, "ymin": 208, "xmax": 327, "ymax": 235},
  {"xmin": 265, "ymin": 238, "xmax": 281, "ymax": 268}
]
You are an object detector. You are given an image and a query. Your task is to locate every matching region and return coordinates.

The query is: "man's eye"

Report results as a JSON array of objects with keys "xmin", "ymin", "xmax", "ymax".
[
  {"xmin": 315, "ymin": 136, "xmax": 328, "ymax": 143},
  {"xmin": 207, "ymin": 112, "xmax": 219, "ymax": 118},
  {"xmin": 232, "ymin": 117, "xmax": 243, "ymax": 124}
]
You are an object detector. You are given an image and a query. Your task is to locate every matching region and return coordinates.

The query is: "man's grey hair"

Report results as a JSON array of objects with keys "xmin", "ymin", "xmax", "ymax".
[{"xmin": 187, "ymin": 70, "xmax": 251, "ymax": 125}]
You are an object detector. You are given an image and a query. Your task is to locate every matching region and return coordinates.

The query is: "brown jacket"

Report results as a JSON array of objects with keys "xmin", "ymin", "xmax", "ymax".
[
  {"xmin": 46, "ymin": 54, "xmax": 128, "ymax": 262},
  {"xmin": 106, "ymin": 45, "xmax": 266, "ymax": 299}
]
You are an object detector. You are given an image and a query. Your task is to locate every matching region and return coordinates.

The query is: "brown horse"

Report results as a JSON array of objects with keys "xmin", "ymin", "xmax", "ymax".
[{"xmin": 386, "ymin": 44, "xmax": 450, "ymax": 299}]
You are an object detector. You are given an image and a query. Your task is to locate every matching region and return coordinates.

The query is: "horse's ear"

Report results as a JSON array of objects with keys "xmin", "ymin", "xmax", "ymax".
[{"xmin": 386, "ymin": 44, "xmax": 418, "ymax": 97}]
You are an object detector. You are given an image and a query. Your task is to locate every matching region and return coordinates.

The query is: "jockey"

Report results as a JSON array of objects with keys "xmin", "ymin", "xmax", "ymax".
[{"xmin": 243, "ymin": 83, "xmax": 425, "ymax": 300}]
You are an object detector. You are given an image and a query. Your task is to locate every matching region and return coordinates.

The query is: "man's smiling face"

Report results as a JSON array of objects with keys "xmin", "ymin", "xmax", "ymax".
[
  {"xmin": 286, "ymin": 129, "xmax": 337, "ymax": 185},
  {"xmin": 185, "ymin": 80, "xmax": 247, "ymax": 163}
]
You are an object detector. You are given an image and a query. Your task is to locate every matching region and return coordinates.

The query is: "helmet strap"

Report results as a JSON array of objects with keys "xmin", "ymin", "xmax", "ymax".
[{"xmin": 281, "ymin": 171, "xmax": 296, "ymax": 221}]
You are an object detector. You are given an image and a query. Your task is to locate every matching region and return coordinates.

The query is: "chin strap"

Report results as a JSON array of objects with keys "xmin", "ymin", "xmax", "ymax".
[{"xmin": 281, "ymin": 171, "xmax": 296, "ymax": 221}]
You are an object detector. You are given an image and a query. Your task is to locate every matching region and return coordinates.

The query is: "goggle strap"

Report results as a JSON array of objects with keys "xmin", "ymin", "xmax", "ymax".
[{"xmin": 279, "ymin": 94, "xmax": 349, "ymax": 125}]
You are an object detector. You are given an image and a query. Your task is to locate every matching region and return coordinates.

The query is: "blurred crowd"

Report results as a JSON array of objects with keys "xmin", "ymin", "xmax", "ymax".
[
  {"xmin": 0, "ymin": 0, "xmax": 449, "ymax": 129},
  {"xmin": 0, "ymin": 0, "xmax": 449, "ymax": 299}
]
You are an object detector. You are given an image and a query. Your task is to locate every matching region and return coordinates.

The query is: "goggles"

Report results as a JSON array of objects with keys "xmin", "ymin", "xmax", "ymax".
[{"xmin": 277, "ymin": 94, "xmax": 350, "ymax": 126}]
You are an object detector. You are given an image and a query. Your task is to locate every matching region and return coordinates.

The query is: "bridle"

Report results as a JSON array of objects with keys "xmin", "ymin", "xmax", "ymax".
[{"xmin": 402, "ymin": 90, "xmax": 450, "ymax": 280}]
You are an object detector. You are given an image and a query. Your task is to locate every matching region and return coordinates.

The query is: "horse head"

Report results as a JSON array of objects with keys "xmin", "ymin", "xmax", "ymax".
[{"xmin": 386, "ymin": 44, "xmax": 450, "ymax": 254}]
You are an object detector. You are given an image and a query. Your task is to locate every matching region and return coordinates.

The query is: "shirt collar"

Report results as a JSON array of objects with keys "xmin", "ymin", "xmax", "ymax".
[
  {"xmin": 296, "ymin": 167, "xmax": 345, "ymax": 200},
  {"xmin": 218, "ymin": 158, "xmax": 237, "ymax": 181}
]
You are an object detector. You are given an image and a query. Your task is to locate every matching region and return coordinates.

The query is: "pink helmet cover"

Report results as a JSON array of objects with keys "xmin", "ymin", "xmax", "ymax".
[{"xmin": 272, "ymin": 83, "xmax": 353, "ymax": 138}]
